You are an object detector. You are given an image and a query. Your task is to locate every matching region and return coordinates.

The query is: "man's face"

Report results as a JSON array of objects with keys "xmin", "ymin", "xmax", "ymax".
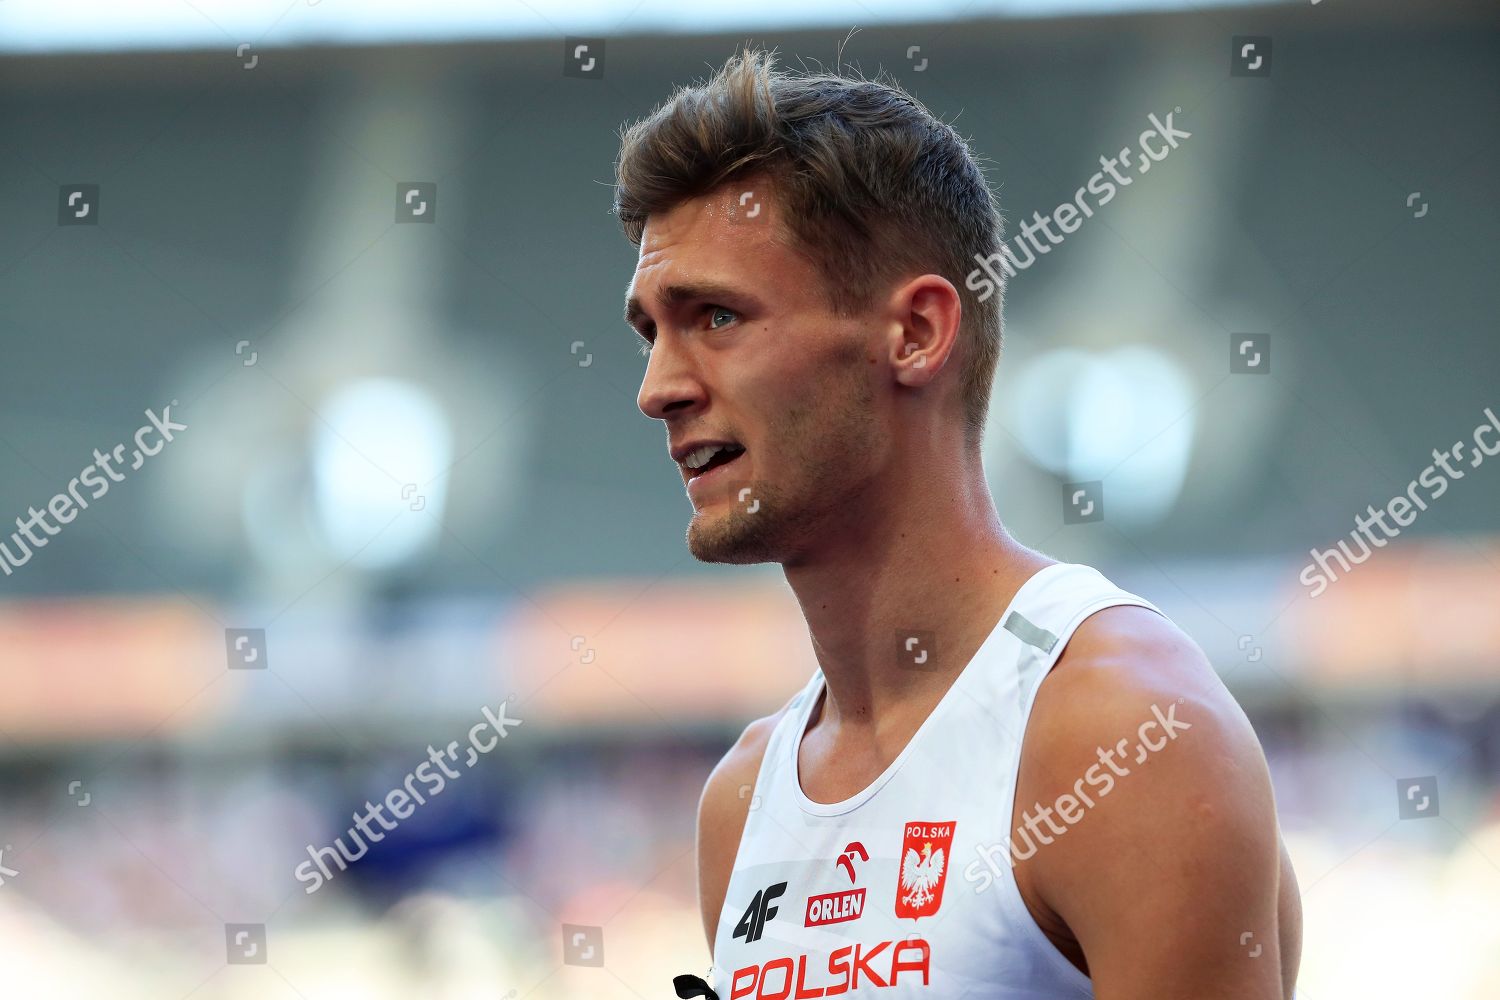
[{"xmin": 626, "ymin": 181, "xmax": 888, "ymax": 565}]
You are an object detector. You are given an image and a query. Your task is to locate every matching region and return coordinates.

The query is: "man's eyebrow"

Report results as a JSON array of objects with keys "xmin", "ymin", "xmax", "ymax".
[{"xmin": 623, "ymin": 281, "xmax": 745, "ymax": 328}]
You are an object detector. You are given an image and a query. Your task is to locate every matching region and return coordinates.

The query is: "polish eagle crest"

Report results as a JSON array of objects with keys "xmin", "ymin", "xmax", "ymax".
[{"xmin": 899, "ymin": 840, "xmax": 946, "ymax": 911}]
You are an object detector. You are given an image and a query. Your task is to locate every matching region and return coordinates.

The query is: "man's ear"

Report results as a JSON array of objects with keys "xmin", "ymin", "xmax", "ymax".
[{"xmin": 888, "ymin": 274, "xmax": 962, "ymax": 387}]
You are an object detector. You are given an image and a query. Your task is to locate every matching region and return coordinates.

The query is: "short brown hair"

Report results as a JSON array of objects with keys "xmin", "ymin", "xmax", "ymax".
[{"xmin": 613, "ymin": 48, "xmax": 1006, "ymax": 450}]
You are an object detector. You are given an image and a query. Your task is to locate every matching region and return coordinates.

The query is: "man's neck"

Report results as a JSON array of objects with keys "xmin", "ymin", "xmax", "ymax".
[{"xmin": 782, "ymin": 466, "xmax": 1053, "ymax": 731}]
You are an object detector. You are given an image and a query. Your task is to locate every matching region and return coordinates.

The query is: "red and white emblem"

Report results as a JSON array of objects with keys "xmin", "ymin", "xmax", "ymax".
[
  {"xmin": 895, "ymin": 821, "xmax": 954, "ymax": 920},
  {"xmin": 805, "ymin": 842, "xmax": 868, "ymax": 927}
]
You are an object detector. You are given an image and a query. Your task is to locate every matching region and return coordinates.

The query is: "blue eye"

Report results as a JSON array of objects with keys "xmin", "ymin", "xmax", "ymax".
[{"xmin": 709, "ymin": 306, "xmax": 737, "ymax": 329}]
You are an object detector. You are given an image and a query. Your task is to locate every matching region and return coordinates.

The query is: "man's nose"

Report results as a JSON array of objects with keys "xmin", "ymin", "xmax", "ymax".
[{"xmin": 637, "ymin": 337, "xmax": 707, "ymax": 420}]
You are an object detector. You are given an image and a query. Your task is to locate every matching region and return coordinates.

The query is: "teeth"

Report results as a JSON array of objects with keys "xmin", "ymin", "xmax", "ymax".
[{"xmin": 684, "ymin": 443, "xmax": 742, "ymax": 470}]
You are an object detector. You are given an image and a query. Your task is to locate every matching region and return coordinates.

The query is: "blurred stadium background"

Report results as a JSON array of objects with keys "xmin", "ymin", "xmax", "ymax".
[{"xmin": 2, "ymin": 0, "xmax": 1498, "ymax": 996}]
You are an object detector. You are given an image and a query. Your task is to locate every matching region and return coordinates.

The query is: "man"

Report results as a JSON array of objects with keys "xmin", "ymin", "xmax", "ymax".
[{"xmin": 616, "ymin": 49, "xmax": 1301, "ymax": 999}]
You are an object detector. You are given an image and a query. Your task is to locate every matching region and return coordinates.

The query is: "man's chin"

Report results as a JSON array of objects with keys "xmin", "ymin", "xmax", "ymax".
[{"xmin": 685, "ymin": 509, "xmax": 780, "ymax": 565}]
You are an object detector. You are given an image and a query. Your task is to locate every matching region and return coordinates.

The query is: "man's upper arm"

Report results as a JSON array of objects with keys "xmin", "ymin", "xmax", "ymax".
[
  {"xmin": 696, "ymin": 710, "xmax": 785, "ymax": 954},
  {"xmin": 1025, "ymin": 606, "xmax": 1291, "ymax": 1000}
]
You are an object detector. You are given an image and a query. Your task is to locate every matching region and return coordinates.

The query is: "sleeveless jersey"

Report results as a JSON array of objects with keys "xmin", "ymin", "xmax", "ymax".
[{"xmin": 708, "ymin": 561, "xmax": 1168, "ymax": 999}]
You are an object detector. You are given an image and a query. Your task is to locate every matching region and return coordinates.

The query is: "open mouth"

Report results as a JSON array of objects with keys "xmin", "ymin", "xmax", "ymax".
[{"xmin": 685, "ymin": 444, "xmax": 746, "ymax": 482}]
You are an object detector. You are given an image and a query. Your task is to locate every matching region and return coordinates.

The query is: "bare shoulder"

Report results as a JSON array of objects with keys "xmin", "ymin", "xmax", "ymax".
[
  {"xmin": 695, "ymin": 698, "xmax": 796, "ymax": 954},
  {"xmin": 1017, "ymin": 604, "xmax": 1298, "ymax": 997},
  {"xmin": 1034, "ymin": 603, "xmax": 1275, "ymax": 851},
  {"xmin": 1036, "ymin": 604, "xmax": 1255, "ymax": 764},
  {"xmin": 1054, "ymin": 603, "xmax": 1225, "ymax": 703}
]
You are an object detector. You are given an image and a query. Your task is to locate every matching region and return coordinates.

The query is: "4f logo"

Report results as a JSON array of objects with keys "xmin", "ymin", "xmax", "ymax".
[{"xmin": 732, "ymin": 881, "xmax": 786, "ymax": 944}]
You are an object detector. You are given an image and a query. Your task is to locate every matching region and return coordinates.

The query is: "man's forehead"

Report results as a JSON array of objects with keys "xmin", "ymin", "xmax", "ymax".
[
  {"xmin": 626, "ymin": 187, "xmax": 786, "ymax": 302},
  {"xmin": 641, "ymin": 184, "xmax": 779, "ymax": 251}
]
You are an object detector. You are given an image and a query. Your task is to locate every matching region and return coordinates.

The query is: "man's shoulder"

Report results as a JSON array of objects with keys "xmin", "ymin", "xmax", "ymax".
[
  {"xmin": 1023, "ymin": 599, "xmax": 1278, "ymax": 875},
  {"xmin": 1015, "ymin": 602, "xmax": 1292, "ymax": 995},
  {"xmin": 1025, "ymin": 601, "xmax": 1264, "ymax": 787},
  {"xmin": 700, "ymin": 695, "xmax": 798, "ymax": 817},
  {"xmin": 1044, "ymin": 601, "xmax": 1225, "ymax": 727},
  {"xmin": 695, "ymin": 694, "xmax": 803, "ymax": 948}
]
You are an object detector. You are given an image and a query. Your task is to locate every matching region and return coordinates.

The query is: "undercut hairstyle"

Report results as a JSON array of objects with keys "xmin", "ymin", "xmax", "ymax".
[{"xmin": 613, "ymin": 47, "xmax": 1007, "ymax": 450}]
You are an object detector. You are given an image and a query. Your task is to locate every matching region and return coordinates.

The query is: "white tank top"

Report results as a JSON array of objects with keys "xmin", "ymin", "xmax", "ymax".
[{"xmin": 708, "ymin": 561, "xmax": 1168, "ymax": 999}]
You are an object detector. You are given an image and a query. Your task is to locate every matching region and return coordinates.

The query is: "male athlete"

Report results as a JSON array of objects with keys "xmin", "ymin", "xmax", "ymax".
[{"xmin": 615, "ymin": 49, "xmax": 1301, "ymax": 999}]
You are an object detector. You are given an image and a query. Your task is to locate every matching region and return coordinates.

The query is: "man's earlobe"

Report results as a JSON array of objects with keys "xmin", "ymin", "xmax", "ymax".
[{"xmin": 895, "ymin": 339, "xmax": 941, "ymax": 386}]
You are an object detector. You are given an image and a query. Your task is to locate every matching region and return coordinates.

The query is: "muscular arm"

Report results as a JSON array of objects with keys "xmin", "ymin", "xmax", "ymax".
[
  {"xmin": 1020, "ymin": 606, "xmax": 1301, "ymax": 1000},
  {"xmin": 695, "ymin": 709, "xmax": 786, "ymax": 954}
]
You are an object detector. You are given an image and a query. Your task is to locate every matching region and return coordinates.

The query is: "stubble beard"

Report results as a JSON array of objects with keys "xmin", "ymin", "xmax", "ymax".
[{"xmin": 686, "ymin": 359, "xmax": 877, "ymax": 565}]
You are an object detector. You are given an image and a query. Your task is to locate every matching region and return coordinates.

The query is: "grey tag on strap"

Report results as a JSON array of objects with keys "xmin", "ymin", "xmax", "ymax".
[{"xmin": 1003, "ymin": 611, "xmax": 1058, "ymax": 653}]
